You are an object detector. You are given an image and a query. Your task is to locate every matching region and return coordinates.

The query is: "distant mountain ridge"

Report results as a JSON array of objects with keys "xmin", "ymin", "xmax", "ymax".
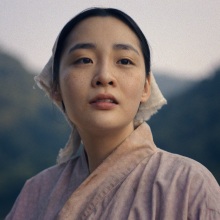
[
  {"xmin": 0, "ymin": 50, "xmax": 219, "ymax": 219},
  {"xmin": 0, "ymin": 51, "xmax": 70, "ymax": 219},
  {"xmin": 149, "ymin": 67, "xmax": 220, "ymax": 183},
  {"xmin": 154, "ymin": 72, "xmax": 197, "ymax": 98}
]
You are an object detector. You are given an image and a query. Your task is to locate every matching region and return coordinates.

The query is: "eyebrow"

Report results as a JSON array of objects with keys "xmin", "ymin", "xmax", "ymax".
[
  {"xmin": 113, "ymin": 43, "xmax": 140, "ymax": 55},
  {"xmin": 68, "ymin": 43, "xmax": 96, "ymax": 54},
  {"xmin": 68, "ymin": 43, "xmax": 140, "ymax": 55}
]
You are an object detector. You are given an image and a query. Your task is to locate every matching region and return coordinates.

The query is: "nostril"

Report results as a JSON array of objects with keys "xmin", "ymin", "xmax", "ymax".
[{"xmin": 95, "ymin": 80, "xmax": 114, "ymax": 86}]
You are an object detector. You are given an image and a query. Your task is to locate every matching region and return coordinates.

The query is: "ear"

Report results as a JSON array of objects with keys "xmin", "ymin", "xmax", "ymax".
[{"xmin": 141, "ymin": 76, "xmax": 151, "ymax": 103}]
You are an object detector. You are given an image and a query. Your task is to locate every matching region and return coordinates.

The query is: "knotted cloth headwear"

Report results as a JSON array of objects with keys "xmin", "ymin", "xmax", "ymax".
[{"xmin": 34, "ymin": 11, "xmax": 167, "ymax": 164}]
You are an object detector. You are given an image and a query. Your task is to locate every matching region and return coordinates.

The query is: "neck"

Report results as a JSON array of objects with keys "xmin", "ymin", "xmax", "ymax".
[{"xmin": 78, "ymin": 123, "xmax": 134, "ymax": 173}]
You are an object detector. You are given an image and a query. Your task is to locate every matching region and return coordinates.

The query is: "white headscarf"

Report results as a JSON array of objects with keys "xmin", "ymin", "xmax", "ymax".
[{"xmin": 34, "ymin": 12, "xmax": 167, "ymax": 164}]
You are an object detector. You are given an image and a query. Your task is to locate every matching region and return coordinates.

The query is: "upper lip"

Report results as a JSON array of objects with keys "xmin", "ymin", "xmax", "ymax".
[{"xmin": 89, "ymin": 94, "xmax": 118, "ymax": 104}]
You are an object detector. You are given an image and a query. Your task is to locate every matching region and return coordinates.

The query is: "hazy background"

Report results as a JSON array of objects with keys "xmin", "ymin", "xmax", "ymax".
[
  {"xmin": 0, "ymin": 0, "xmax": 220, "ymax": 79},
  {"xmin": 1, "ymin": 1, "xmax": 220, "ymax": 219}
]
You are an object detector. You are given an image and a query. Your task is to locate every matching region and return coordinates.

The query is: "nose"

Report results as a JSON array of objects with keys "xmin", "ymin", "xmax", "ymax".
[{"xmin": 91, "ymin": 62, "xmax": 116, "ymax": 87}]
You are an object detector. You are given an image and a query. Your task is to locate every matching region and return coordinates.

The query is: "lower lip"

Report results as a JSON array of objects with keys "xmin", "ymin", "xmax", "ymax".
[{"xmin": 90, "ymin": 102, "xmax": 117, "ymax": 110}]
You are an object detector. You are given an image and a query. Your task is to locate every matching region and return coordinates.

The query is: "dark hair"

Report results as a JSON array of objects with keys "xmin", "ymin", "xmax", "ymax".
[{"xmin": 53, "ymin": 7, "xmax": 151, "ymax": 92}]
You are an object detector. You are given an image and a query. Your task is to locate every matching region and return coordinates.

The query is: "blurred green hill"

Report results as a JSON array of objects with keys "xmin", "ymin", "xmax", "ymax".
[
  {"xmin": 149, "ymin": 67, "xmax": 220, "ymax": 183},
  {"xmin": 0, "ymin": 50, "xmax": 219, "ymax": 218},
  {"xmin": 0, "ymin": 51, "xmax": 70, "ymax": 218}
]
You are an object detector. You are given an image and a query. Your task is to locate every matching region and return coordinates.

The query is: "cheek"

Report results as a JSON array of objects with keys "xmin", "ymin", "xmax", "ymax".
[
  {"xmin": 59, "ymin": 72, "xmax": 88, "ymax": 109},
  {"xmin": 59, "ymin": 77, "xmax": 87, "ymax": 124},
  {"xmin": 121, "ymin": 76, "xmax": 146, "ymax": 117},
  {"xmin": 122, "ymin": 75, "xmax": 145, "ymax": 101},
  {"xmin": 60, "ymin": 70, "xmax": 88, "ymax": 93}
]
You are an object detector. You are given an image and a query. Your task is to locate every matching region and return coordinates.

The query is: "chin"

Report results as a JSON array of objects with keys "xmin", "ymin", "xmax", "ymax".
[{"xmin": 88, "ymin": 118, "xmax": 134, "ymax": 133}]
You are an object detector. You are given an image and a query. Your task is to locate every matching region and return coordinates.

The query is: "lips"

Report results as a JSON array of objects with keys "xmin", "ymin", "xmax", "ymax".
[
  {"xmin": 89, "ymin": 94, "xmax": 118, "ymax": 110},
  {"xmin": 90, "ymin": 94, "xmax": 118, "ymax": 104},
  {"xmin": 96, "ymin": 99, "xmax": 114, "ymax": 103}
]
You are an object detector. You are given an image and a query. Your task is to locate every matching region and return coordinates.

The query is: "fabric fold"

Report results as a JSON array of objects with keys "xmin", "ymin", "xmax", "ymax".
[{"xmin": 56, "ymin": 123, "xmax": 158, "ymax": 219}]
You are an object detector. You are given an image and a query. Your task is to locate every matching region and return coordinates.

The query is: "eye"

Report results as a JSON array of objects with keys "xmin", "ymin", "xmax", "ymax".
[
  {"xmin": 74, "ymin": 57, "xmax": 93, "ymax": 64},
  {"xmin": 117, "ymin": 59, "xmax": 133, "ymax": 65}
]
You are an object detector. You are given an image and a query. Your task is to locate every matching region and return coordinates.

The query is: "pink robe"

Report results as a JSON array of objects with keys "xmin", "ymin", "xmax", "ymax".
[{"xmin": 6, "ymin": 123, "xmax": 220, "ymax": 219}]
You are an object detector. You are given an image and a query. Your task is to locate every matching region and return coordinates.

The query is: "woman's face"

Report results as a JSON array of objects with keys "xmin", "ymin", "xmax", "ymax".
[{"xmin": 58, "ymin": 16, "xmax": 150, "ymax": 134}]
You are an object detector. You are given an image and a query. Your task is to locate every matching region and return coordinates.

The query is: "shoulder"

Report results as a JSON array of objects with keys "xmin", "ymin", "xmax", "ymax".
[
  {"xmin": 26, "ymin": 160, "xmax": 68, "ymax": 184},
  {"xmin": 148, "ymin": 149, "xmax": 219, "ymax": 191},
  {"xmin": 146, "ymin": 149, "xmax": 220, "ymax": 216},
  {"xmin": 5, "ymin": 157, "xmax": 82, "ymax": 219},
  {"xmin": 151, "ymin": 149, "xmax": 219, "ymax": 184},
  {"xmin": 25, "ymin": 155, "xmax": 81, "ymax": 192},
  {"xmin": 16, "ymin": 160, "xmax": 74, "ymax": 202},
  {"xmin": 26, "ymin": 146, "xmax": 88, "ymax": 188}
]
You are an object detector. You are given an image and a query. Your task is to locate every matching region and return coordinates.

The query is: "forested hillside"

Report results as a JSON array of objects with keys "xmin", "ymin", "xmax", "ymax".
[
  {"xmin": 149, "ymin": 68, "xmax": 220, "ymax": 183},
  {"xmin": 0, "ymin": 51, "xmax": 70, "ymax": 218},
  {"xmin": 0, "ymin": 50, "xmax": 219, "ymax": 218}
]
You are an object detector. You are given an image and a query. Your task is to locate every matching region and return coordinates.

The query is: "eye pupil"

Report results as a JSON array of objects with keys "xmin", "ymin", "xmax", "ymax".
[
  {"xmin": 119, "ymin": 59, "xmax": 132, "ymax": 65},
  {"xmin": 121, "ymin": 59, "xmax": 128, "ymax": 64},
  {"xmin": 82, "ymin": 58, "xmax": 91, "ymax": 63},
  {"xmin": 74, "ymin": 57, "xmax": 92, "ymax": 65}
]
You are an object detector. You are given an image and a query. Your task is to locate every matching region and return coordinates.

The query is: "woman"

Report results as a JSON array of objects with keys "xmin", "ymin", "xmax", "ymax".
[{"xmin": 6, "ymin": 8, "xmax": 220, "ymax": 219}]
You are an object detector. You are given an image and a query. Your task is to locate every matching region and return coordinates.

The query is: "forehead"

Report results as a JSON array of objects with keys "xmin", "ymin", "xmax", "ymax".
[{"xmin": 64, "ymin": 16, "xmax": 141, "ymax": 49}]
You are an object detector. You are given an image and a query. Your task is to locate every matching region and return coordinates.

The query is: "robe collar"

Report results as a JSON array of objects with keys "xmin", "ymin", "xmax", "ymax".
[{"xmin": 57, "ymin": 122, "xmax": 158, "ymax": 219}]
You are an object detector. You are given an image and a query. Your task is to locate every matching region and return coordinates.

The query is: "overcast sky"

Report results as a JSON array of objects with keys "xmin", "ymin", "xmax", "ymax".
[{"xmin": 0, "ymin": 0, "xmax": 219, "ymax": 79}]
